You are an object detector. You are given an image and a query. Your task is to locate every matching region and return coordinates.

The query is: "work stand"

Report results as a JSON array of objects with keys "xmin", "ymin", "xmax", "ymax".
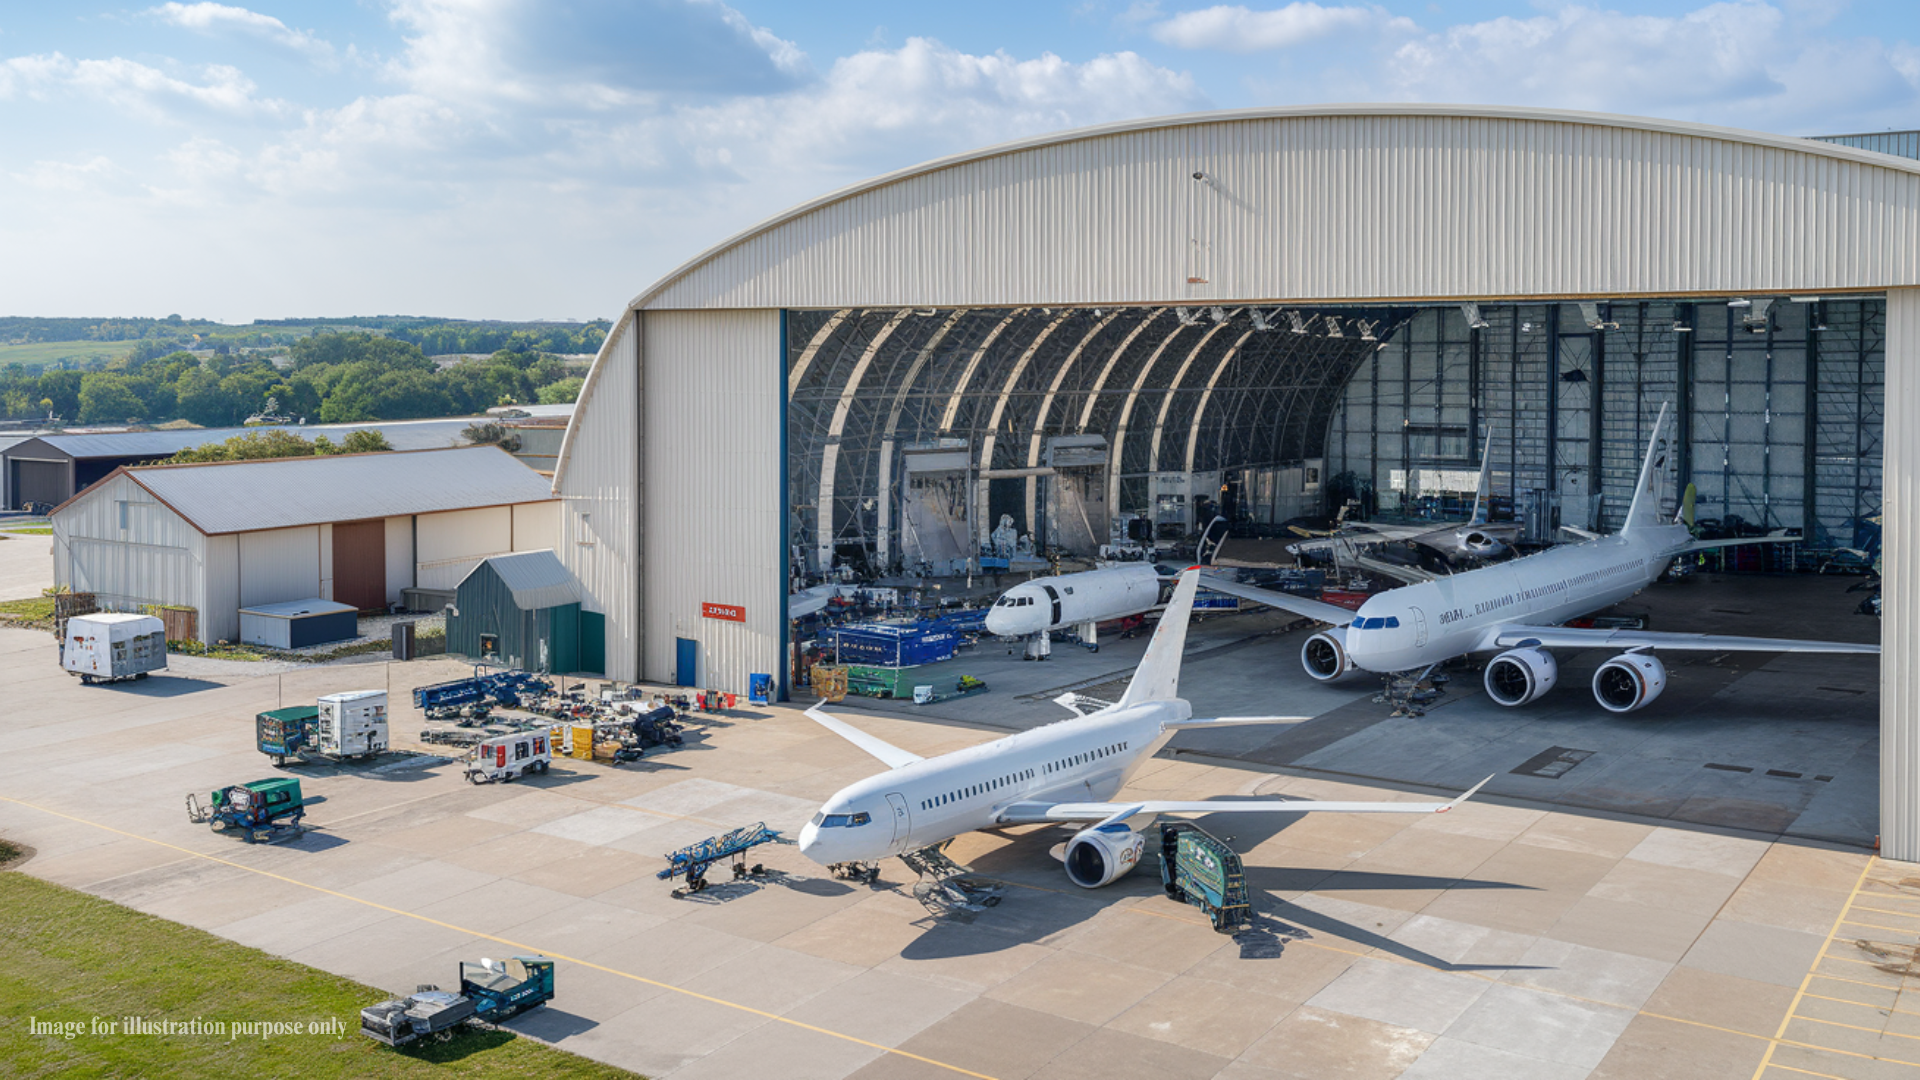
[
  {"xmin": 1374, "ymin": 664, "xmax": 1449, "ymax": 717},
  {"xmin": 898, "ymin": 842, "xmax": 1005, "ymax": 918}
]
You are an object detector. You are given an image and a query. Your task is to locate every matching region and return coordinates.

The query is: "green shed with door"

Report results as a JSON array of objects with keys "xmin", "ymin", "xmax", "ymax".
[{"xmin": 447, "ymin": 549, "xmax": 604, "ymax": 675}]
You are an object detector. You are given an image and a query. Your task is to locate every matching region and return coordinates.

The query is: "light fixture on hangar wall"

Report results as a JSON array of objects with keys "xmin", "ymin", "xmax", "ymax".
[
  {"xmin": 1287, "ymin": 311, "xmax": 1310, "ymax": 335},
  {"xmin": 1578, "ymin": 301, "xmax": 1618, "ymax": 331},
  {"xmin": 1250, "ymin": 309, "xmax": 1272, "ymax": 331},
  {"xmin": 1460, "ymin": 302, "xmax": 1490, "ymax": 330},
  {"xmin": 1176, "ymin": 307, "xmax": 1201, "ymax": 326}
]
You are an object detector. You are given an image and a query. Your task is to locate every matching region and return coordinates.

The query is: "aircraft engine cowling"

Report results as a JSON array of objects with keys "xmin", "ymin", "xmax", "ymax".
[
  {"xmin": 1301, "ymin": 628, "xmax": 1356, "ymax": 682},
  {"xmin": 1063, "ymin": 825, "xmax": 1147, "ymax": 888},
  {"xmin": 1483, "ymin": 647, "xmax": 1558, "ymax": 706},
  {"xmin": 1592, "ymin": 653, "xmax": 1667, "ymax": 713},
  {"xmin": 1460, "ymin": 530, "xmax": 1508, "ymax": 557}
]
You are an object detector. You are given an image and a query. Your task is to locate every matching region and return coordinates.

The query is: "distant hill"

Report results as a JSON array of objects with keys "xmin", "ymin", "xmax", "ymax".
[{"xmin": 0, "ymin": 316, "xmax": 609, "ymax": 371}]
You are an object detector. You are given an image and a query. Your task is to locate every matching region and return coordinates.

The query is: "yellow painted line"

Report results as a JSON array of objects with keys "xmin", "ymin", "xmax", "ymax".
[
  {"xmin": 1800, "ymin": 991, "xmax": 1920, "ymax": 1017},
  {"xmin": 0, "ymin": 794, "xmax": 1002, "ymax": 1080},
  {"xmin": 1646, "ymin": 1010, "xmax": 1920, "ymax": 1069},
  {"xmin": 1842, "ymin": 917, "xmax": 1920, "ymax": 935},
  {"xmin": 1753, "ymin": 856, "xmax": 1880, "ymax": 1080},
  {"xmin": 1817, "ymin": 953, "xmax": 1911, "ymax": 970},
  {"xmin": 1811, "ymin": 970, "xmax": 1919, "ymax": 993},
  {"xmin": 1763, "ymin": 1062, "xmax": 1853, "ymax": 1079},
  {"xmin": 1852, "ymin": 905, "xmax": 1920, "ymax": 920},
  {"xmin": 1787, "ymin": 1013, "xmax": 1920, "ymax": 1045}
]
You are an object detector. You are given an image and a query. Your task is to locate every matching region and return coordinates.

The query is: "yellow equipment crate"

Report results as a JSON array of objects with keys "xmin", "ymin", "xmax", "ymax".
[{"xmin": 810, "ymin": 664, "xmax": 849, "ymax": 703}]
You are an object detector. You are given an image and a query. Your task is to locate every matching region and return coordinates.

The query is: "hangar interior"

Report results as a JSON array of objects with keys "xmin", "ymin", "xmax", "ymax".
[{"xmin": 788, "ymin": 297, "xmax": 1884, "ymax": 580}]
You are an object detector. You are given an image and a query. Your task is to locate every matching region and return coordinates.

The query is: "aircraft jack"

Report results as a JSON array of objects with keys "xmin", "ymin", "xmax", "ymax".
[
  {"xmin": 899, "ymin": 842, "xmax": 1004, "ymax": 916},
  {"xmin": 1022, "ymin": 632, "xmax": 1052, "ymax": 661}
]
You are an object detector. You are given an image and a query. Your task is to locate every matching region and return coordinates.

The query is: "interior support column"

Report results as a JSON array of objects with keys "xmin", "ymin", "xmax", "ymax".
[{"xmin": 1883, "ymin": 288, "xmax": 1920, "ymax": 860}]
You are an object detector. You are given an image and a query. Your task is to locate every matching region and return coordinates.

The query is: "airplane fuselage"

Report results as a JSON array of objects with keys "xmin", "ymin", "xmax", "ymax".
[
  {"xmin": 1343, "ymin": 522, "xmax": 1694, "ymax": 672},
  {"xmin": 796, "ymin": 699, "xmax": 1188, "ymax": 867},
  {"xmin": 983, "ymin": 562, "xmax": 1162, "ymax": 637}
]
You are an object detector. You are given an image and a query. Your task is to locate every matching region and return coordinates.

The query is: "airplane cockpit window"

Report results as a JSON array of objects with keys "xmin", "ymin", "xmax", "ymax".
[{"xmin": 812, "ymin": 811, "xmax": 872, "ymax": 828}]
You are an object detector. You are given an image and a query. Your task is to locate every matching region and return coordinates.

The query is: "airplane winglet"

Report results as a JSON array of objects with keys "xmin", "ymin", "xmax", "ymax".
[
  {"xmin": 1436, "ymin": 774, "xmax": 1495, "ymax": 813},
  {"xmin": 802, "ymin": 704, "xmax": 924, "ymax": 770}
]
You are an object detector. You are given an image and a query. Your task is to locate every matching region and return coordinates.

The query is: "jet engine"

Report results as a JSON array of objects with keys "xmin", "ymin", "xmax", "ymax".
[
  {"xmin": 1483, "ymin": 647, "xmax": 1558, "ymax": 706},
  {"xmin": 1592, "ymin": 652, "xmax": 1667, "ymax": 713},
  {"xmin": 1062, "ymin": 824, "xmax": 1147, "ymax": 888},
  {"xmin": 1301, "ymin": 628, "xmax": 1355, "ymax": 682},
  {"xmin": 1457, "ymin": 529, "xmax": 1509, "ymax": 558}
]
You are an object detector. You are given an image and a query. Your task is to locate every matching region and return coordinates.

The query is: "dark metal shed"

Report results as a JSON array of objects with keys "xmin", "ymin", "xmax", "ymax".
[{"xmin": 448, "ymin": 550, "xmax": 603, "ymax": 675}]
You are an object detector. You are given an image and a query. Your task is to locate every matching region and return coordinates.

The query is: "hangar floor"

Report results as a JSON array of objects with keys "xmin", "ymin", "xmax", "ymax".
[
  {"xmin": 0, "ymin": 594, "xmax": 1906, "ymax": 1080},
  {"xmin": 842, "ymin": 573, "xmax": 1883, "ymax": 850}
]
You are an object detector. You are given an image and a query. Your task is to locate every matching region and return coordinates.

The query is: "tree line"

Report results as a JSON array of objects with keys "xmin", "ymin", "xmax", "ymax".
[{"xmin": 0, "ymin": 332, "xmax": 587, "ymax": 426}]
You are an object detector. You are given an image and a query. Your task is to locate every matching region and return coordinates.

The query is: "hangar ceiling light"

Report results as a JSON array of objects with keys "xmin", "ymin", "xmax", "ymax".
[
  {"xmin": 1288, "ymin": 311, "xmax": 1310, "ymax": 335},
  {"xmin": 1250, "ymin": 309, "xmax": 1272, "ymax": 331},
  {"xmin": 1461, "ymin": 302, "xmax": 1490, "ymax": 329},
  {"xmin": 1176, "ymin": 308, "xmax": 1201, "ymax": 326}
]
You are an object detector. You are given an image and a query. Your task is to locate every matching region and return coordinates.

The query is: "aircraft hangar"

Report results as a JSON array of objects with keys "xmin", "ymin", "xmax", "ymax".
[{"xmin": 554, "ymin": 104, "xmax": 1920, "ymax": 857}]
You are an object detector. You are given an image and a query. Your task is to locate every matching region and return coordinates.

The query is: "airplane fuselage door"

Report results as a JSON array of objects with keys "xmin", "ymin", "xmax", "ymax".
[
  {"xmin": 885, "ymin": 792, "xmax": 911, "ymax": 850},
  {"xmin": 1042, "ymin": 584, "xmax": 1062, "ymax": 626},
  {"xmin": 1409, "ymin": 606, "xmax": 1428, "ymax": 647}
]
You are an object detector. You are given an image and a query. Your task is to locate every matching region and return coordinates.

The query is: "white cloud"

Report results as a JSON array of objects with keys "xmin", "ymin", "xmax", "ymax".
[
  {"xmin": 1152, "ymin": 3, "xmax": 1415, "ymax": 52},
  {"xmin": 150, "ymin": 3, "xmax": 336, "ymax": 62},
  {"xmin": 0, "ymin": 52, "xmax": 280, "ymax": 119},
  {"xmin": 1378, "ymin": 1, "xmax": 1920, "ymax": 130}
]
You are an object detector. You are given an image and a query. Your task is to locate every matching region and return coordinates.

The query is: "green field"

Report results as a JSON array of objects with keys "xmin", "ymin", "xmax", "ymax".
[
  {"xmin": 0, "ymin": 870, "xmax": 637, "ymax": 1079},
  {"xmin": 0, "ymin": 340, "xmax": 138, "ymax": 370}
]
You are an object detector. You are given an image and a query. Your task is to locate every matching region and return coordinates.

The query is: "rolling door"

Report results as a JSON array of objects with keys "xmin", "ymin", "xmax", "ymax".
[
  {"xmin": 331, "ymin": 519, "xmax": 387, "ymax": 612},
  {"xmin": 12, "ymin": 460, "xmax": 66, "ymax": 508}
]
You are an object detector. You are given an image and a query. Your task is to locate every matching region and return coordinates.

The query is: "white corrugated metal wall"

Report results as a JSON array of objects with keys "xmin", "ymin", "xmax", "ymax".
[
  {"xmin": 640, "ymin": 109, "xmax": 1920, "ymax": 313},
  {"xmin": 52, "ymin": 472, "xmax": 204, "ymax": 622},
  {"xmin": 238, "ymin": 527, "xmax": 320, "ymax": 607},
  {"xmin": 556, "ymin": 315, "xmax": 641, "ymax": 681},
  {"xmin": 204, "ymin": 534, "xmax": 237, "ymax": 642},
  {"xmin": 415, "ymin": 507, "xmax": 514, "ymax": 589},
  {"xmin": 641, "ymin": 309, "xmax": 783, "ymax": 690},
  {"xmin": 383, "ymin": 515, "xmax": 413, "ymax": 603}
]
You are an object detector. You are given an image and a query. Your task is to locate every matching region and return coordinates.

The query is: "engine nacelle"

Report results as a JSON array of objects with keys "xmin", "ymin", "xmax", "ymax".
[
  {"xmin": 1483, "ymin": 647, "xmax": 1559, "ymax": 706},
  {"xmin": 1063, "ymin": 825, "xmax": 1147, "ymax": 888},
  {"xmin": 1458, "ymin": 529, "xmax": 1508, "ymax": 557},
  {"xmin": 1593, "ymin": 652, "xmax": 1667, "ymax": 713},
  {"xmin": 1301, "ymin": 628, "xmax": 1356, "ymax": 682}
]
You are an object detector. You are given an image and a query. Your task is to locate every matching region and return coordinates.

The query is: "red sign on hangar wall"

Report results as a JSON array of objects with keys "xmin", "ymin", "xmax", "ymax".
[{"xmin": 702, "ymin": 602, "xmax": 745, "ymax": 622}]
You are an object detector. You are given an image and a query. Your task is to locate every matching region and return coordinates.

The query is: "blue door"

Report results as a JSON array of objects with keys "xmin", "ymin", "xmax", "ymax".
[{"xmin": 676, "ymin": 637, "xmax": 698, "ymax": 687}]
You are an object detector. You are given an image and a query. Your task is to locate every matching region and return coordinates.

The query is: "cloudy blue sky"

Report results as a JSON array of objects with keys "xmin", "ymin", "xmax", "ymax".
[{"xmin": 4, "ymin": 1, "xmax": 1918, "ymax": 322}]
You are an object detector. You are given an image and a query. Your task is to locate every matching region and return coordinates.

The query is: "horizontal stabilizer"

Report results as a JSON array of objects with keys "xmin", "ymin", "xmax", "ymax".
[
  {"xmin": 1686, "ymin": 531, "xmax": 1800, "ymax": 552},
  {"xmin": 1559, "ymin": 526, "xmax": 1601, "ymax": 541},
  {"xmin": 801, "ymin": 705, "xmax": 924, "ymax": 770},
  {"xmin": 1196, "ymin": 574, "xmax": 1357, "ymax": 626}
]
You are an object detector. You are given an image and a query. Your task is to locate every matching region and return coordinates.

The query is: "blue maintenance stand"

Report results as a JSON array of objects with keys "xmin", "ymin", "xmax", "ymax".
[{"xmin": 658, "ymin": 822, "xmax": 788, "ymax": 897}]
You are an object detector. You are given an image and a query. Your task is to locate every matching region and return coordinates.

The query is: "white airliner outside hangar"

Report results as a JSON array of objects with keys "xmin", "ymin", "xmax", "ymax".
[
  {"xmin": 798, "ymin": 569, "xmax": 1488, "ymax": 888},
  {"xmin": 1202, "ymin": 404, "xmax": 1880, "ymax": 713}
]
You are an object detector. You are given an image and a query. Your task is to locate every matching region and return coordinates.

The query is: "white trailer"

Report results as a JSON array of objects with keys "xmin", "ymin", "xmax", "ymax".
[
  {"xmin": 317, "ymin": 690, "xmax": 389, "ymax": 759},
  {"xmin": 464, "ymin": 732, "xmax": 553, "ymax": 784},
  {"xmin": 62, "ymin": 613, "xmax": 167, "ymax": 685}
]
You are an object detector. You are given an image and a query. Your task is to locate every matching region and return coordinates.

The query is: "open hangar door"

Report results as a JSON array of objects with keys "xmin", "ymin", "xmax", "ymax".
[
  {"xmin": 785, "ymin": 303, "xmax": 1412, "ymax": 587},
  {"xmin": 1325, "ymin": 298, "xmax": 1883, "ymax": 559}
]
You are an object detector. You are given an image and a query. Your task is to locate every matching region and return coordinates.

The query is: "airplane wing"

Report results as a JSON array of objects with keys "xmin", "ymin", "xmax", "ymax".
[
  {"xmin": 994, "ymin": 776, "xmax": 1491, "ymax": 825},
  {"xmin": 1481, "ymin": 625, "xmax": 1879, "ymax": 655},
  {"xmin": 1195, "ymin": 574, "xmax": 1357, "ymax": 626},
  {"xmin": 1161, "ymin": 715, "xmax": 1315, "ymax": 729},
  {"xmin": 801, "ymin": 705, "xmax": 924, "ymax": 769},
  {"xmin": 1288, "ymin": 522, "xmax": 1434, "ymax": 553}
]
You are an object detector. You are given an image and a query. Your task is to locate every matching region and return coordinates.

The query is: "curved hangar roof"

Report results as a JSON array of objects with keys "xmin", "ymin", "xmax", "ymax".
[{"xmin": 631, "ymin": 104, "xmax": 1920, "ymax": 313}]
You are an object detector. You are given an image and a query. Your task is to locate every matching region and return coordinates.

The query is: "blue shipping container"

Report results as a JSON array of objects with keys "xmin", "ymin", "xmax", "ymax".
[{"xmin": 834, "ymin": 623, "xmax": 958, "ymax": 667}]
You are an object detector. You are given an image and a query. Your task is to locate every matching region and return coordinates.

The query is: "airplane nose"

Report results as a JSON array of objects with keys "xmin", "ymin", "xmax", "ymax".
[{"xmin": 798, "ymin": 822, "xmax": 823, "ymax": 862}]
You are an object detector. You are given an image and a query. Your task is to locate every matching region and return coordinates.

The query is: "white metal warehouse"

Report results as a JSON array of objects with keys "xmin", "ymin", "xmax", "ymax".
[
  {"xmin": 52, "ymin": 445, "xmax": 559, "ymax": 643},
  {"xmin": 554, "ymin": 103, "xmax": 1920, "ymax": 856}
]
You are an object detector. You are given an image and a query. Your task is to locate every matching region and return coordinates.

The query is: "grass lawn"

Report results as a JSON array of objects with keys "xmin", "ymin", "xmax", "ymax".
[
  {"xmin": 0, "ymin": 871, "xmax": 638, "ymax": 1079},
  {"xmin": 0, "ymin": 596, "xmax": 55, "ymax": 631},
  {"xmin": 0, "ymin": 339, "xmax": 137, "ymax": 369},
  {"xmin": 0, "ymin": 527, "xmax": 52, "ymax": 535}
]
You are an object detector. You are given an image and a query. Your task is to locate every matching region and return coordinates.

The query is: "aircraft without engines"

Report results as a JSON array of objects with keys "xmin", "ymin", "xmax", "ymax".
[{"xmin": 982, "ymin": 517, "xmax": 1229, "ymax": 653}]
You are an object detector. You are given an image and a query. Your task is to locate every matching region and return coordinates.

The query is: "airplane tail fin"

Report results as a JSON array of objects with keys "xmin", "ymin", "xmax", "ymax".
[
  {"xmin": 1622, "ymin": 403, "xmax": 1673, "ymax": 535},
  {"xmin": 1195, "ymin": 516, "xmax": 1230, "ymax": 566},
  {"xmin": 1118, "ymin": 567, "xmax": 1200, "ymax": 708},
  {"xmin": 1468, "ymin": 426, "xmax": 1495, "ymax": 526}
]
